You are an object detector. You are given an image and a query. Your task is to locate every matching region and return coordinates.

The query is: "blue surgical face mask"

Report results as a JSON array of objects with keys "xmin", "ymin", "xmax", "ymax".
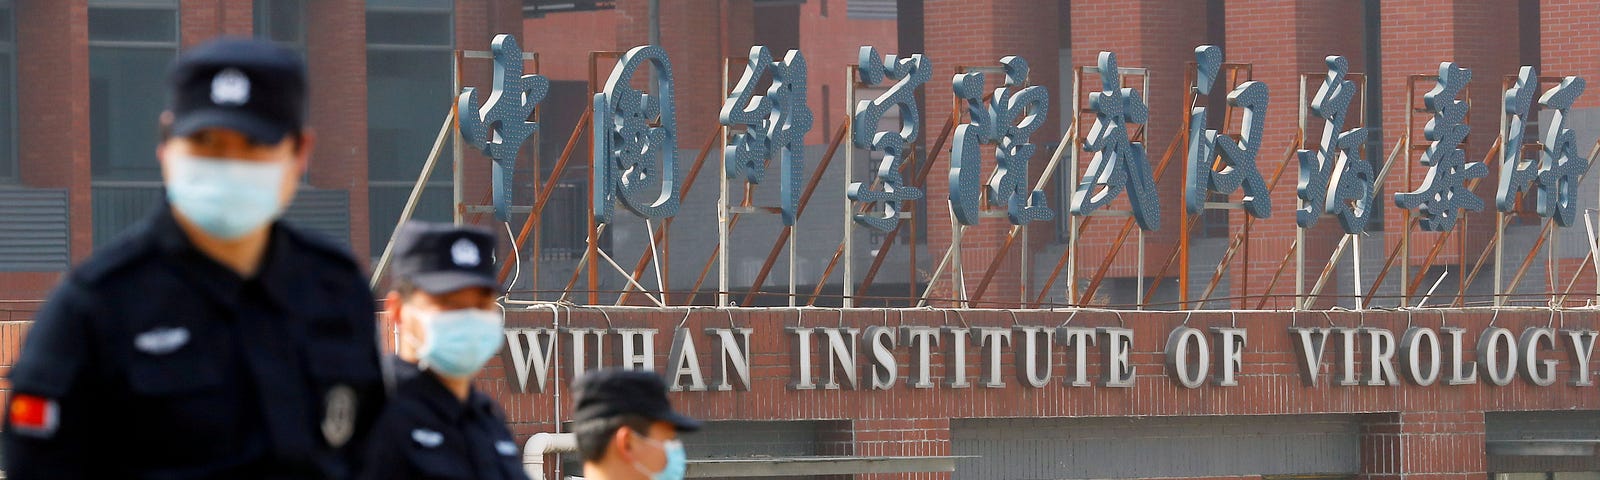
[
  {"xmin": 632, "ymin": 436, "xmax": 686, "ymax": 480},
  {"xmin": 164, "ymin": 154, "xmax": 290, "ymax": 240},
  {"xmin": 415, "ymin": 307, "xmax": 505, "ymax": 378}
]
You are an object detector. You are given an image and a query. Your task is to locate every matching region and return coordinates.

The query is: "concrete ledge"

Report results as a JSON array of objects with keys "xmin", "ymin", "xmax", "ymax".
[{"xmin": 685, "ymin": 455, "xmax": 970, "ymax": 478}]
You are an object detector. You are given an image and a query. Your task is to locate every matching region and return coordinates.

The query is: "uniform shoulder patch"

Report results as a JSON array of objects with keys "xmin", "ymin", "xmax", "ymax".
[{"xmin": 8, "ymin": 393, "xmax": 60, "ymax": 438}]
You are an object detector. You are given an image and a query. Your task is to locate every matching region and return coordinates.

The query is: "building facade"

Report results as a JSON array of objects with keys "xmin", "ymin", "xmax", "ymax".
[{"xmin": 0, "ymin": 0, "xmax": 1599, "ymax": 479}]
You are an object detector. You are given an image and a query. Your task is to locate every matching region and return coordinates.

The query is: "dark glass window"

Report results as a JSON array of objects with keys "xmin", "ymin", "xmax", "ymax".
[
  {"xmin": 89, "ymin": 0, "xmax": 178, "ymax": 181},
  {"xmin": 366, "ymin": 0, "xmax": 454, "ymax": 256},
  {"xmin": 88, "ymin": 0, "xmax": 178, "ymax": 245},
  {"xmin": 0, "ymin": 0, "xmax": 14, "ymax": 181},
  {"xmin": 255, "ymin": 0, "xmax": 306, "ymax": 50}
]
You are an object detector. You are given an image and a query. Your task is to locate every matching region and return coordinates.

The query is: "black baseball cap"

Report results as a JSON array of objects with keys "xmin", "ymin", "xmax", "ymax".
[
  {"xmin": 571, "ymin": 369, "xmax": 701, "ymax": 432},
  {"xmin": 167, "ymin": 37, "xmax": 306, "ymax": 144},
  {"xmin": 390, "ymin": 221, "xmax": 501, "ymax": 295}
]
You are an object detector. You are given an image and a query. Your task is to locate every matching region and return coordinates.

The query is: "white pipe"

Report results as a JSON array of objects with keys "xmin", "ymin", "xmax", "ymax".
[{"xmin": 523, "ymin": 432, "xmax": 580, "ymax": 480}]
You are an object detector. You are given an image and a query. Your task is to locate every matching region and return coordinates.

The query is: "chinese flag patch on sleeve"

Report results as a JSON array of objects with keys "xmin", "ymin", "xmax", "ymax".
[{"xmin": 9, "ymin": 393, "xmax": 59, "ymax": 438}]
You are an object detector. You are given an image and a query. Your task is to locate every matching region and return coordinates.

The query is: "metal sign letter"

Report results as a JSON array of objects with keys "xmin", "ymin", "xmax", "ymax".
[
  {"xmin": 458, "ymin": 34, "xmax": 548, "ymax": 222},
  {"xmin": 949, "ymin": 56, "xmax": 1053, "ymax": 226},
  {"xmin": 593, "ymin": 45, "xmax": 680, "ymax": 223},
  {"xmin": 849, "ymin": 46, "xmax": 929, "ymax": 232}
]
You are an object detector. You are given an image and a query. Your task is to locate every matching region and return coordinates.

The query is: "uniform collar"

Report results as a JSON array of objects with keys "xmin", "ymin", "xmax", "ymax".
[
  {"xmin": 394, "ymin": 359, "xmax": 497, "ymax": 423},
  {"xmin": 150, "ymin": 205, "xmax": 300, "ymax": 311}
]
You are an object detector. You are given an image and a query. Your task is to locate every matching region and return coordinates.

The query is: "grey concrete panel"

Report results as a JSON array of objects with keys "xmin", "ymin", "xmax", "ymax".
[{"xmin": 951, "ymin": 415, "xmax": 1360, "ymax": 480}]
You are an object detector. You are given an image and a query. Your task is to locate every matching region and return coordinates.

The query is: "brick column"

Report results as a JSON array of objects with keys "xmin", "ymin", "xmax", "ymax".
[
  {"xmin": 922, "ymin": 0, "xmax": 1061, "ymax": 308},
  {"xmin": 306, "ymin": 0, "xmax": 371, "ymax": 260},
  {"xmin": 1223, "ymin": 0, "xmax": 1366, "ymax": 308},
  {"xmin": 851, "ymin": 417, "xmax": 952, "ymax": 480},
  {"xmin": 1379, "ymin": 2, "xmax": 1522, "ymax": 281},
  {"xmin": 6, "ymin": 0, "xmax": 90, "ymax": 299},
  {"xmin": 180, "ymin": 0, "xmax": 254, "ymax": 47},
  {"xmin": 795, "ymin": 0, "xmax": 897, "ymax": 146},
  {"xmin": 1066, "ymin": 0, "xmax": 1208, "ymax": 305},
  {"xmin": 1359, "ymin": 412, "xmax": 1487, "ymax": 480}
]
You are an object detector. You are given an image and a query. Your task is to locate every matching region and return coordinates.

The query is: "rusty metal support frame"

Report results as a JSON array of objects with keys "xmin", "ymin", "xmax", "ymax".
[
  {"xmin": 803, "ymin": 65, "xmax": 940, "ymax": 308},
  {"xmin": 1359, "ymin": 74, "xmax": 1474, "ymax": 308},
  {"xmin": 1027, "ymin": 64, "xmax": 1151, "ymax": 309},
  {"xmin": 1485, "ymin": 74, "xmax": 1594, "ymax": 307},
  {"xmin": 1497, "ymin": 140, "xmax": 1600, "ymax": 306},
  {"xmin": 1288, "ymin": 71, "xmax": 1370, "ymax": 310},
  {"xmin": 945, "ymin": 65, "xmax": 1047, "ymax": 307},
  {"xmin": 1301, "ymin": 137, "xmax": 1403, "ymax": 310},
  {"xmin": 1177, "ymin": 63, "xmax": 1257, "ymax": 310}
]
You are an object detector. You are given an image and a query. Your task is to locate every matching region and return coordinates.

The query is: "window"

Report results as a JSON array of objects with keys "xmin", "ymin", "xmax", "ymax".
[
  {"xmin": 88, "ymin": 0, "xmax": 179, "ymax": 246},
  {"xmin": 366, "ymin": 0, "xmax": 454, "ymax": 256},
  {"xmin": 847, "ymin": 0, "xmax": 894, "ymax": 20},
  {"xmin": 89, "ymin": 0, "xmax": 179, "ymax": 182},
  {"xmin": 0, "ymin": 0, "xmax": 15, "ymax": 182},
  {"xmin": 255, "ymin": 0, "xmax": 306, "ymax": 52},
  {"xmin": 1361, "ymin": 0, "xmax": 1385, "ymax": 230}
]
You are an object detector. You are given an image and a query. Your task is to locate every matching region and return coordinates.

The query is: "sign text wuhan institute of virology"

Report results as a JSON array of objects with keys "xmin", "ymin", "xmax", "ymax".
[{"xmin": 498, "ymin": 324, "xmax": 1600, "ymax": 393}]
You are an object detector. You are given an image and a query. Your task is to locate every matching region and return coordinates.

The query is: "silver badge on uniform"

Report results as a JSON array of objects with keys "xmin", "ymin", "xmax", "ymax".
[
  {"xmin": 412, "ymin": 428, "xmax": 444, "ymax": 448},
  {"xmin": 321, "ymin": 384, "xmax": 357, "ymax": 448},
  {"xmin": 134, "ymin": 327, "xmax": 190, "ymax": 355},
  {"xmin": 496, "ymin": 440, "xmax": 518, "ymax": 456}
]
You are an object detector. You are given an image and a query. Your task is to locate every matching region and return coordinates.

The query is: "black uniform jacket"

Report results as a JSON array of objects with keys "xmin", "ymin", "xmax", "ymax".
[
  {"xmin": 1, "ymin": 207, "xmax": 386, "ymax": 479},
  {"xmin": 358, "ymin": 358, "xmax": 529, "ymax": 480}
]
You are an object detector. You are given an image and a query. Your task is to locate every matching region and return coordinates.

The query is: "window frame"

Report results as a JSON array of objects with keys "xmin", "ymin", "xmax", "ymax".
[
  {"xmin": 364, "ymin": 0, "xmax": 455, "ymax": 255},
  {"xmin": 0, "ymin": 0, "xmax": 17, "ymax": 183},
  {"xmin": 254, "ymin": 0, "xmax": 307, "ymax": 51},
  {"xmin": 87, "ymin": 0, "xmax": 180, "ymax": 185}
]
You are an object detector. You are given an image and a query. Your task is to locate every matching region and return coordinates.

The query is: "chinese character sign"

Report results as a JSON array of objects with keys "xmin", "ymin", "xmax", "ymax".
[
  {"xmin": 1185, "ymin": 45, "xmax": 1271, "ymax": 219},
  {"xmin": 458, "ymin": 34, "xmax": 549, "ymax": 222},
  {"xmin": 1535, "ymin": 76, "xmax": 1587, "ymax": 227},
  {"xmin": 592, "ymin": 45, "xmax": 680, "ymax": 224},
  {"xmin": 1295, "ymin": 55, "xmax": 1373, "ymax": 234},
  {"xmin": 1071, "ymin": 51, "xmax": 1160, "ymax": 231},
  {"xmin": 849, "ymin": 46, "xmax": 930, "ymax": 232},
  {"xmin": 948, "ymin": 55, "xmax": 1053, "ymax": 226},
  {"xmin": 1394, "ymin": 62, "xmax": 1487, "ymax": 232},
  {"xmin": 720, "ymin": 46, "xmax": 813, "ymax": 226},
  {"xmin": 1496, "ymin": 66, "xmax": 1541, "ymax": 213}
]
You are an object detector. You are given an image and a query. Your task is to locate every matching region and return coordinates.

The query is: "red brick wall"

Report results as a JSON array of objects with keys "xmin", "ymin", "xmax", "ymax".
[
  {"xmin": 180, "ymin": 0, "xmax": 253, "ymax": 47},
  {"xmin": 477, "ymin": 307, "xmax": 1598, "ymax": 479},
  {"xmin": 17, "ymin": 0, "xmax": 92, "ymax": 276},
  {"xmin": 523, "ymin": 10, "xmax": 621, "ymax": 82},
  {"xmin": 1541, "ymin": 0, "xmax": 1600, "ymax": 109},
  {"xmin": 305, "ymin": 0, "xmax": 373, "ymax": 260}
]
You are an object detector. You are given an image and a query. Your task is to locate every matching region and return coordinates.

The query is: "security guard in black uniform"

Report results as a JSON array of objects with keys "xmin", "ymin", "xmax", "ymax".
[
  {"xmin": 1, "ymin": 38, "xmax": 385, "ymax": 479},
  {"xmin": 357, "ymin": 222, "xmax": 528, "ymax": 480}
]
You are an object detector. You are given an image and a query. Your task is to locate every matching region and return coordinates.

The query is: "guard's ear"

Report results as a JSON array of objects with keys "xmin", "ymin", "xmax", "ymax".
[
  {"xmin": 292, "ymin": 128, "xmax": 316, "ymax": 168},
  {"xmin": 610, "ymin": 425, "xmax": 636, "ymax": 462}
]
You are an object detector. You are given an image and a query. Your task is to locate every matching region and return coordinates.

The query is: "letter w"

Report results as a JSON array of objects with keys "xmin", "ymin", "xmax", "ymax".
[{"xmin": 504, "ymin": 328, "xmax": 558, "ymax": 393}]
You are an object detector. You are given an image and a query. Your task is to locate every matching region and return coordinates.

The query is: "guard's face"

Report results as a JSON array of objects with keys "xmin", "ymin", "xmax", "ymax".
[
  {"xmin": 394, "ymin": 286, "xmax": 497, "ymax": 353},
  {"xmin": 158, "ymin": 127, "xmax": 308, "ymax": 207},
  {"xmin": 619, "ymin": 421, "xmax": 679, "ymax": 478}
]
